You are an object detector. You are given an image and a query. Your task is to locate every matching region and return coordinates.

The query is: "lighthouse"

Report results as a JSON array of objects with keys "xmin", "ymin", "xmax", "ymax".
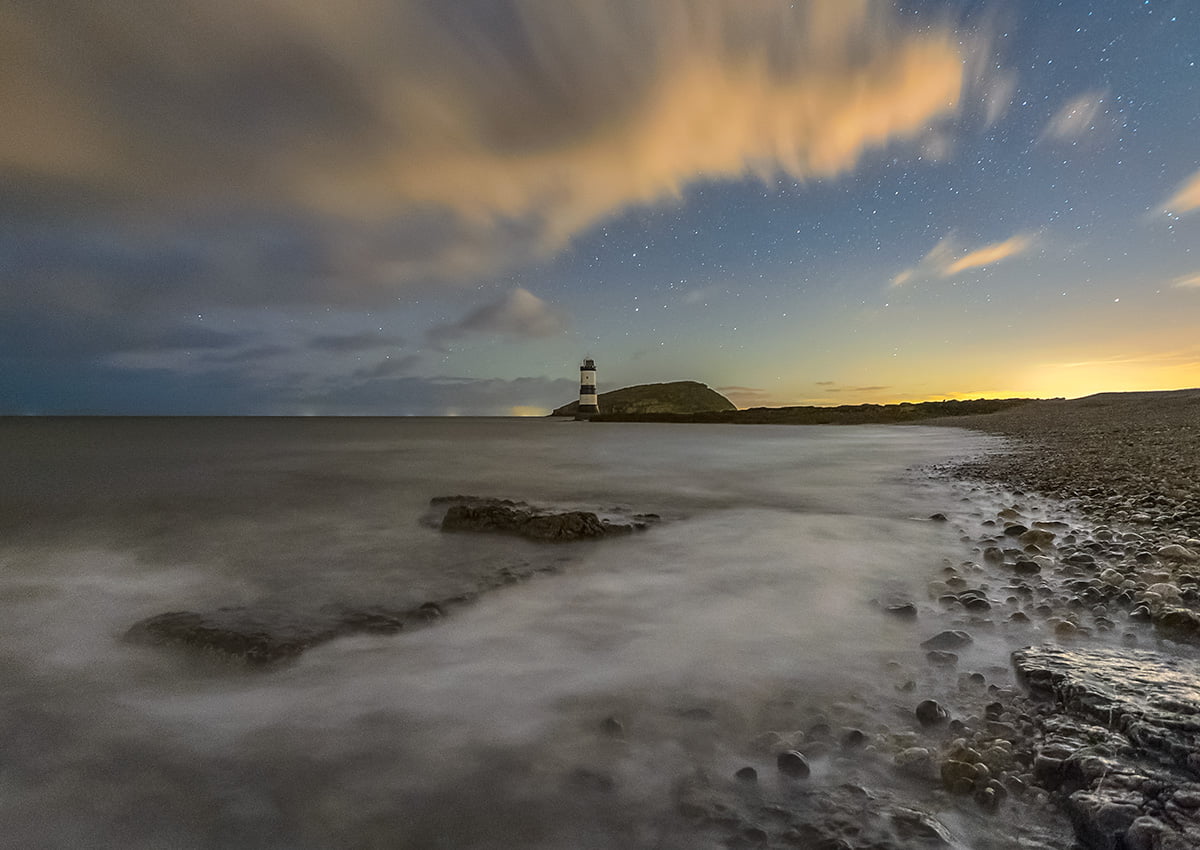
[{"xmin": 578, "ymin": 358, "xmax": 599, "ymax": 417}]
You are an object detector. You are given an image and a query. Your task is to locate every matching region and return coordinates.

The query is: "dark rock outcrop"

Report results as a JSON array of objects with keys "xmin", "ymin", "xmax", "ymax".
[{"xmin": 433, "ymin": 496, "xmax": 658, "ymax": 541}]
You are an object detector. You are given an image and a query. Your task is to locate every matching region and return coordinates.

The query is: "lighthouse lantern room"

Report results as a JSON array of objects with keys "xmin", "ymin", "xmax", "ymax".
[{"xmin": 578, "ymin": 358, "xmax": 599, "ymax": 416}]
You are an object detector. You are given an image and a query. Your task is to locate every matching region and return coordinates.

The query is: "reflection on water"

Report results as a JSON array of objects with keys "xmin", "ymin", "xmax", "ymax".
[{"xmin": 1, "ymin": 419, "xmax": 1023, "ymax": 848}]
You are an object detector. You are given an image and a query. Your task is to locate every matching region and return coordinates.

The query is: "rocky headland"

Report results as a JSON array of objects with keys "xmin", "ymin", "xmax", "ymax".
[{"xmin": 551, "ymin": 380, "xmax": 736, "ymax": 417}]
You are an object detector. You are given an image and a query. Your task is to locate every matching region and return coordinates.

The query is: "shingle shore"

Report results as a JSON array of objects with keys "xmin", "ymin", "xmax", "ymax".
[{"xmin": 932, "ymin": 389, "xmax": 1200, "ymax": 540}]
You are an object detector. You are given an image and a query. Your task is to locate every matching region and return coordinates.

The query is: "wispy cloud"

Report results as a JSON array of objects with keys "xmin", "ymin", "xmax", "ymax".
[
  {"xmin": 1161, "ymin": 169, "xmax": 1200, "ymax": 216},
  {"xmin": 309, "ymin": 332, "xmax": 406, "ymax": 353},
  {"xmin": 892, "ymin": 232, "xmax": 1035, "ymax": 286},
  {"xmin": 1173, "ymin": 272, "xmax": 1200, "ymax": 289},
  {"xmin": 944, "ymin": 234, "xmax": 1035, "ymax": 275},
  {"xmin": 1041, "ymin": 90, "xmax": 1107, "ymax": 141},
  {"xmin": 426, "ymin": 289, "xmax": 568, "ymax": 349},
  {"xmin": 982, "ymin": 72, "xmax": 1017, "ymax": 127},
  {"xmin": 716, "ymin": 385, "xmax": 772, "ymax": 408},
  {"xmin": 351, "ymin": 355, "xmax": 422, "ymax": 381},
  {"xmin": 824, "ymin": 385, "xmax": 891, "ymax": 394},
  {"xmin": 1050, "ymin": 348, "xmax": 1200, "ymax": 369}
]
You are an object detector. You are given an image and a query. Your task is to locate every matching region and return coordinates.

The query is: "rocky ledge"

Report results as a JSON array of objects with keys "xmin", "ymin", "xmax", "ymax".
[
  {"xmin": 1012, "ymin": 645, "xmax": 1200, "ymax": 850},
  {"xmin": 432, "ymin": 495, "xmax": 659, "ymax": 541}
]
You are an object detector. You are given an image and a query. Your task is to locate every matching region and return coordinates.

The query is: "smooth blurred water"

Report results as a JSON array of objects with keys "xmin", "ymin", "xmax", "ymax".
[{"xmin": 0, "ymin": 418, "xmax": 1011, "ymax": 848}]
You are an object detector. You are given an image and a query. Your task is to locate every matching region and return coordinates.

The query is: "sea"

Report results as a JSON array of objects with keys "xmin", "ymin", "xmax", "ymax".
[{"xmin": 0, "ymin": 418, "xmax": 1065, "ymax": 849}]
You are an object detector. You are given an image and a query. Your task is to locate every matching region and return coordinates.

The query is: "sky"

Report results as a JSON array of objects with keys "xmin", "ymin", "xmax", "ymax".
[{"xmin": 2, "ymin": 0, "xmax": 1198, "ymax": 415}]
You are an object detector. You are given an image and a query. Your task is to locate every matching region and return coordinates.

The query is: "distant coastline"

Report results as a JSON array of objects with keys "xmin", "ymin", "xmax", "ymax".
[{"xmin": 581, "ymin": 396, "xmax": 1036, "ymax": 425}]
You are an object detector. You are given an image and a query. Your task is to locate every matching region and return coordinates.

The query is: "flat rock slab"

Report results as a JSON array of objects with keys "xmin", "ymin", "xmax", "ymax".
[{"xmin": 432, "ymin": 496, "xmax": 659, "ymax": 542}]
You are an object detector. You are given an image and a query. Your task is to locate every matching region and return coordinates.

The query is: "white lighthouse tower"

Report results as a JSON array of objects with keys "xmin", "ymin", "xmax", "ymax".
[{"xmin": 577, "ymin": 358, "xmax": 599, "ymax": 417}]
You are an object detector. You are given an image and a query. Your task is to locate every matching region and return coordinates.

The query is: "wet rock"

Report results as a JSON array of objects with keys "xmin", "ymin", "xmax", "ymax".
[
  {"xmin": 1014, "ymin": 644, "xmax": 1200, "ymax": 777},
  {"xmin": 413, "ymin": 601, "xmax": 444, "ymax": 621},
  {"xmin": 1123, "ymin": 816, "xmax": 1171, "ymax": 850},
  {"xmin": 776, "ymin": 749, "xmax": 811, "ymax": 778},
  {"xmin": 915, "ymin": 699, "xmax": 949, "ymax": 727},
  {"xmin": 127, "ymin": 594, "xmax": 480, "ymax": 664},
  {"xmin": 840, "ymin": 728, "xmax": 867, "ymax": 749},
  {"xmin": 940, "ymin": 759, "xmax": 983, "ymax": 795},
  {"xmin": 125, "ymin": 609, "xmax": 339, "ymax": 663},
  {"xmin": 888, "ymin": 807, "xmax": 953, "ymax": 845},
  {"xmin": 439, "ymin": 497, "xmax": 642, "ymax": 541},
  {"xmin": 884, "ymin": 602, "xmax": 918, "ymax": 618},
  {"xmin": 1019, "ymin": 528, "xmax": 1058, "ymax": 547},
  {"xmin": 1066, "ymin": 790, "xmax": 1141, "ymax": 850},
  {"xmin": 600, "ymin": 716, "xmax": 624, "ymax": 737},
  {"xmin": 1152, "ymin": 607, "xmax": 1200, "ymax": 641},
  {"xmin": 959, "ymin": 590, "xmax": 992, "ymax": 611},
  {"xmin": 1158, "ymin": 544, "xmax": 1199, "ymax": 563},
  {"xmin": 926, "ymin": 650, "xmax": 958, "ymax": 666},
  {"xmin": 929, "ymin": 513, "xmax": 949, "ymax": 522},
  {"xmin": 920, "ymin": 629, "xmax": 973, "ymax": 650},
  {"xmin": 734, "ymin": 766, "xmax": 758, "ymax": 782},
  {"xmin": 895, "ymin": 747, "xmax": 936, "ymax": 779}
]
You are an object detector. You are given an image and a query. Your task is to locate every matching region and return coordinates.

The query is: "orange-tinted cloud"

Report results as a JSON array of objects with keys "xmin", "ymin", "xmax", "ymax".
[
  {"xmin": 1161, "ymin": 170, "xmax": 1200, "ymax": 215},
  {"xmin": 892, "ymin": 232, "xmax": 1034, "ymax": 285},
  {"xmin": 1173, "ymin": 272, "xmax": 1200, "ymax": 289},
  {"xmin": 0, "ymin": 1, "xmax": 971, "ymax": 283}
]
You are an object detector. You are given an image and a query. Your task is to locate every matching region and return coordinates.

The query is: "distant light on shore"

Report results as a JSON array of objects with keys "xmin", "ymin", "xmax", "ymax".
[{"xmin": 510, "ymin": 406, "xmax": 548, "ymax": 417}]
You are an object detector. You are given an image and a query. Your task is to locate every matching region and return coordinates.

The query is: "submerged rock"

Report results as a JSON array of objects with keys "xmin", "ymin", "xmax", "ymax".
[{"xmin": 434, "ymin": 496, "xmax": 656, "ymax": 541}]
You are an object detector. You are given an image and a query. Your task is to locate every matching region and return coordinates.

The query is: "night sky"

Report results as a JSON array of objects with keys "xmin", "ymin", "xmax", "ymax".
[{"xmin": 2, "ymin": 1, "xmax": 1198, "ymax": 415}]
